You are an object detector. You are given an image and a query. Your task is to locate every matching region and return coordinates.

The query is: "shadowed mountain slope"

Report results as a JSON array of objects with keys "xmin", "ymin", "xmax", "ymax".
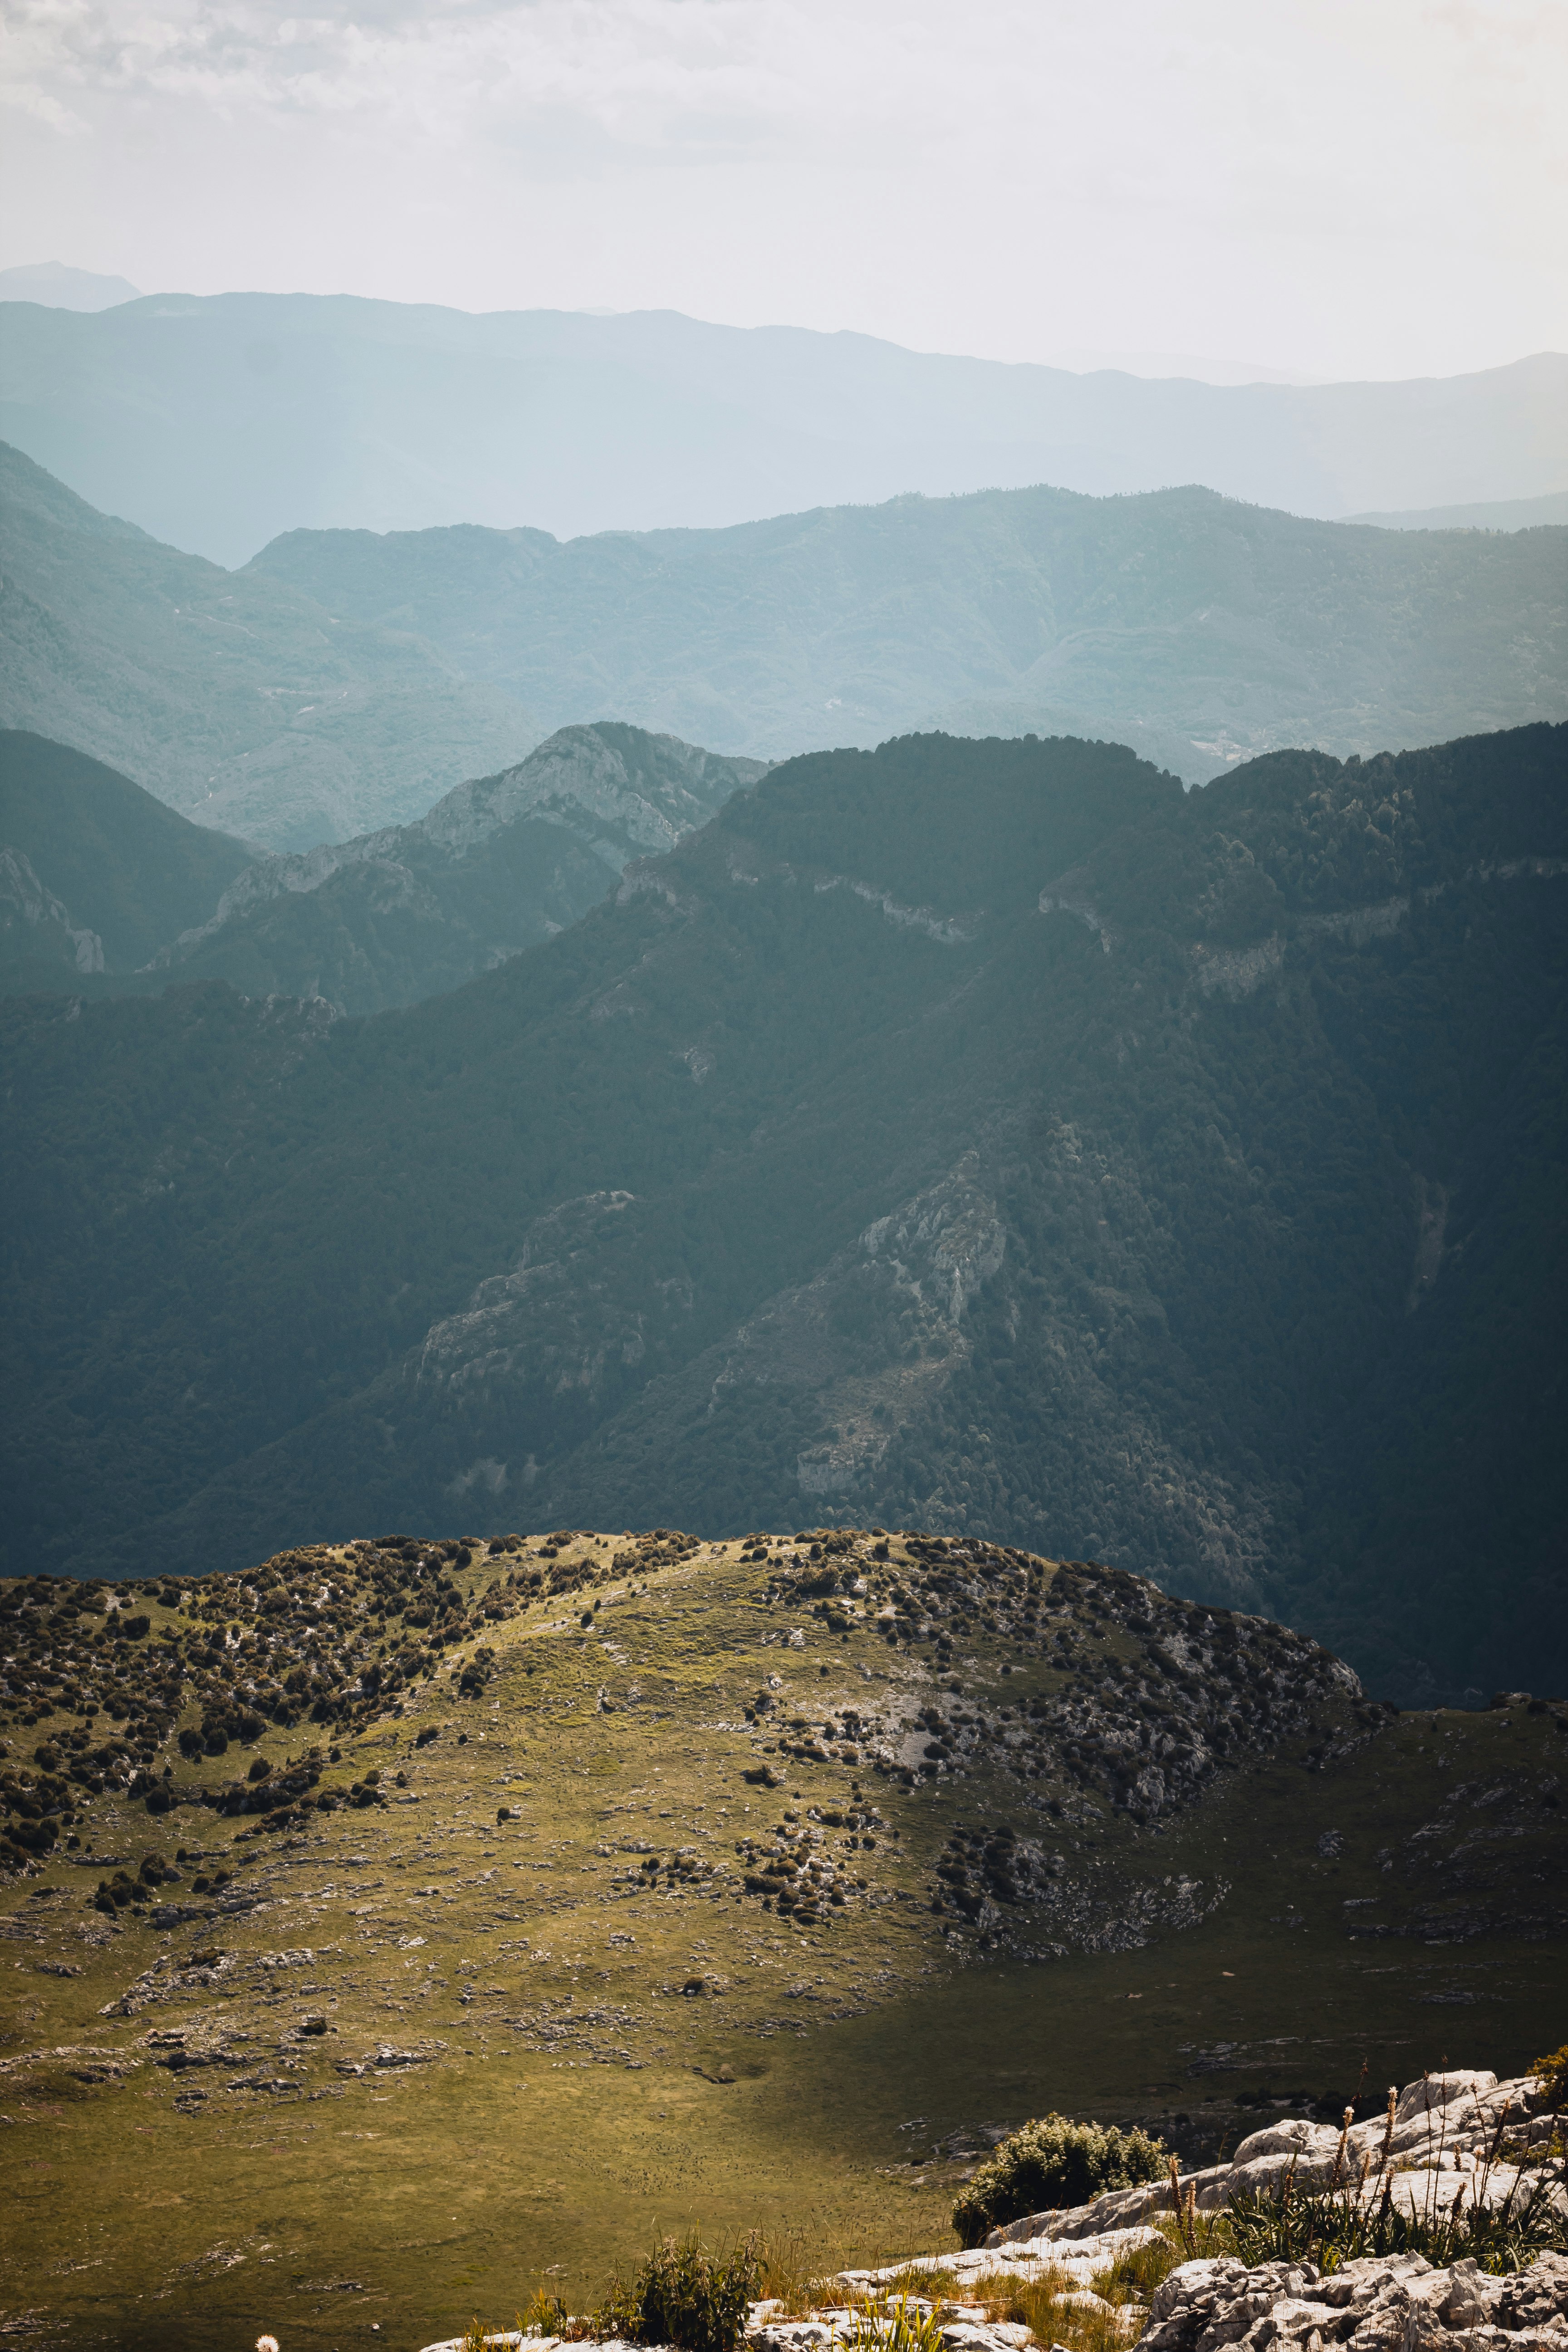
[
  {"xmin": 152, "ymin": 724, "xmax": 767, "ymax": 1014},
  {"xmin": 3, "ymin": 725, "xmax": 1565, "ymax": 1701},
  {"xmin": 0, "ymin": 722, "xmax": 764, "ymax": 1014},
  {"xmin": 0, "ymin": 730, "xmax": 254, "ymax": 988}
]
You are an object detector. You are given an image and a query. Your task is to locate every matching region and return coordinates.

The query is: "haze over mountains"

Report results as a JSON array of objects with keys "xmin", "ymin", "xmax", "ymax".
[
  {"xmin": 2, "ymin": 293, "xmax": 1563, "ymax": 564},
  {"xmin": 4, "ymin": 439, "xmax": 1563, "ymax": 852},
  {"xmin": 255, "ymin": 483, "xmax": 1568, "ymax": 779},
  {"xmin": 0, "ymin": 441, "xmax": 539, "ymax": 848},
  {"xmin": 2, "ymin": 271, "xmax": 1565, "ymax": 1719},
  {"xmin": 6, "ymin": 724, "xmax": 1564, "ymax": 1708}
]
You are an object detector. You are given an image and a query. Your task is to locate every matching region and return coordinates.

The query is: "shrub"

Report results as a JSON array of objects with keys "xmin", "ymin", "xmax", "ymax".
[
  {"xmin": 1532, "ymin": 2044, "xmax": 1568, "ymax": 2113},
  {"xmin": 951, "ymin": 2114, "xmax": 1168, "ymax": 2247},
  {"xmin": 595, "ymin": 2232, "xmax": 760, "ymax": 2352}
]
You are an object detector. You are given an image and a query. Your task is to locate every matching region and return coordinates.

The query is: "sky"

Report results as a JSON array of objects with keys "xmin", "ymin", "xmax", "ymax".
[{"xmin": 1, "ymin": 0, "xmax": 1564, "ymax": 381}]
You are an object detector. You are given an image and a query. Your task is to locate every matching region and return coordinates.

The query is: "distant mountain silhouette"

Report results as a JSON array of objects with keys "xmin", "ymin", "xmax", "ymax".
[
  {"xmin": 0, "ymin": 261, "xmax": 141, "ymax": 312},
  {"xmin": 1, "ymin": 291, "xmax": 1561, "ymax": 562}
]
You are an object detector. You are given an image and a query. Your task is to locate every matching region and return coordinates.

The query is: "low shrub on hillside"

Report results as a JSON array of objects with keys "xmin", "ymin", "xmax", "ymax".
[
  {"xmin": 1532, "ymin": 2043, "xmax": 1568, "ymax": 2114},
  {"xmin": 951, "ymin": 2114, "xmax": 1168, "ymax": 2247},
  {"xmin": 595, "ymin": 2233, "xmax": 760, "ymax": 2352}
]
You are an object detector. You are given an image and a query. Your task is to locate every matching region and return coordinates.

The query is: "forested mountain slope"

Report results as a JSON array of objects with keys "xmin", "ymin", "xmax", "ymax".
[
  {"xmin": 5, "ymin": 436, "xmax": 1562, "ymax": 832},
  {"xmin": 0, "ymin": 441, "xmax": 538, "ymax": 850},
  {"xmin": 0, "ymin": 723, "xmax": 765, "ymax": 1014},
  {"xmin": 0, "ymin": 731, "xmax": 254, "ymax": 989},
  {"xmin": 250, "ymin": 482, "xmax": 1568, "ymax": 779},
  {"xmin": 154, "ymin": 723, "xmax": 765, "ymax": 1013},
  {"xmin": 3, "ymin": 726, "xmax": 1564, "ymax": 1702}
]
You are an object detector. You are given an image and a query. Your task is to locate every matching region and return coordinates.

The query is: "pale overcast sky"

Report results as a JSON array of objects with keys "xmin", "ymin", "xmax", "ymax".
[{"xmin": 1, "ymin": 0, "xmax": 1563, "ymax": 380}]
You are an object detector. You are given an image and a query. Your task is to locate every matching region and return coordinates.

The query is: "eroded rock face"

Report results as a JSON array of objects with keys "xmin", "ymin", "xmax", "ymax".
[{"xmin": 1135, "ymin": 2249, "xmax": 1568, "ymax": 2348}]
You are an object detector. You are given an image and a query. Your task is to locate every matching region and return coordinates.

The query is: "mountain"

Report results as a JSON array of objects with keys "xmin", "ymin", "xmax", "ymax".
[
  {"xmin": 7, "ymin": 1528, "xmax": 1564, "ymax": 2346},
  {"xmin": 251, "ymin": 482, "xmax": 1568, "ymax": 779},
  {"xmin": 0, "ymin": 293, "xmax": 1563, "ymax": 564},
  {"xmin": 1342, "ymin": 489, "xmax": 1568, "ymax": 530},
  {"xmin": 0, "ymin": 262, "xmax": 141, "ymax": 311},
  {"xmin": 0, "ymin": 441, "xmax": 539, "ymax": 851},
  {"xmin": 0, "ymin": 723, "xmax": 764, "ymax": 1014},
  {"xmin": 6, "ymin": 447, "xmax": 1563, "ymax": 828},
  {"xmin": 153, "ymin": 724, "xmax": 768, "ymax": 1013},
  {"xmin": 4, "ymin": 724, "xmax": 1564, "ymax": 1705},
  {"xmin": 0, "ymin": 730, "xmax": 255, "ymax": 990}
]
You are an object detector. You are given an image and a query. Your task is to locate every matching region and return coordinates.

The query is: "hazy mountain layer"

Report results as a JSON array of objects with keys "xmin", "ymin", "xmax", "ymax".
[
  {"xmin": 1, "ymin": 293, "xmax": 1563, "ymax": 563},
  {"xmin": 4, "ymin": 725, "xmax": 1564, "ymax": 1703},
  {"xmin": 0, "ymin": 441, "xmax": 539, "ymax": 851},
  {"xmin": 251, "ymin": 483, "xmax": 1568, "ymax": 779},
  {"xmin": 1341, "ymin": 490, "xmax": 1568, "ymax": 530}
]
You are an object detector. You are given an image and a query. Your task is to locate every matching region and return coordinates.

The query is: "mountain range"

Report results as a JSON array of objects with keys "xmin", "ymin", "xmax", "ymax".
[
  {"xmin": 5, "ymin": 720, "xmax": 1564, "ymax": 1705},
  {"xmin": 5, "ymin": 440, "xmax": 1564, "ymax": 845},
  {"xmin": 2, "ymin": 294, "xmax": 1564, "ymax": 564},
  {"xmin": 253, "ymin": 482, "xmax": 1568, "ymax": 778},
  {"xmin": 0, "ymin": 723, "xmax": 765, "ymax": 1013},
  {"xmin": 0, "ymin": 440, "xmax": 539, "ymax": 849}
]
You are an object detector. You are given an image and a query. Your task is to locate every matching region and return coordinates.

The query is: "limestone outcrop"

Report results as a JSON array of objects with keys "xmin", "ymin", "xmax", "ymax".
[
  {"xmin": 988, "ymin": 2070, "xmax": 1564, "ymax": 2246},
  {"xmin": 1135, "ymin": 2249, "xmax": 1568, "ymax": 2347},
  {"xmin": 417, "ymin": 2068, "xmax": 1566, "ymax": 2352}
]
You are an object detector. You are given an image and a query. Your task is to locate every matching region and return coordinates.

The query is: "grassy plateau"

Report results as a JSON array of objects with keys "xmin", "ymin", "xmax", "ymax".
[{"xmin": 1, "ymin": 1528, "xmax": 1564, "ymax": 2351}]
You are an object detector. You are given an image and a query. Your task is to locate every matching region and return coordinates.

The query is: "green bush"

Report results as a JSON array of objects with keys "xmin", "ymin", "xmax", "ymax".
[
  {"xmin": 595, "ymin": 2232, "xmax": 760, "ymax": 2352},
  {"xmin": 951, "ymin": 2114, "xmax": 1168, "ymax": 2247}
]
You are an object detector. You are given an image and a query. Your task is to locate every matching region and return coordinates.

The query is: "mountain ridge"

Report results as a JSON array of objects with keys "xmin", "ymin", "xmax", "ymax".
[
  {"xmin": 5, "ymin": 723, "xmax": 1563, "ymax": 1702},
  {"xmin": 3, "ymin": 293, "xmax": 1563, "ymax": 562},
  {"xmin": 249, "ymin": 480, "xmax": 1568, "ymax": 779},
  {"xmin": 151, "ymin": 722, "xmax": 769, "ymax": 1013}
]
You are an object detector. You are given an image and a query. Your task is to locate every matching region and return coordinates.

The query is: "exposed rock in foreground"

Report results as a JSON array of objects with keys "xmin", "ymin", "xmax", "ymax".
[
  {"xmin": 421, "ymin": 2067, "xmax": 1568, "ymax": 2352},
  {"xmin": 1137, "ymin": 2248, "xmax": 1568, "ymax": 2347},
  {"xmin": 987, "ymin": 2068, "xmax": 1563, "ymax": 2244}
]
